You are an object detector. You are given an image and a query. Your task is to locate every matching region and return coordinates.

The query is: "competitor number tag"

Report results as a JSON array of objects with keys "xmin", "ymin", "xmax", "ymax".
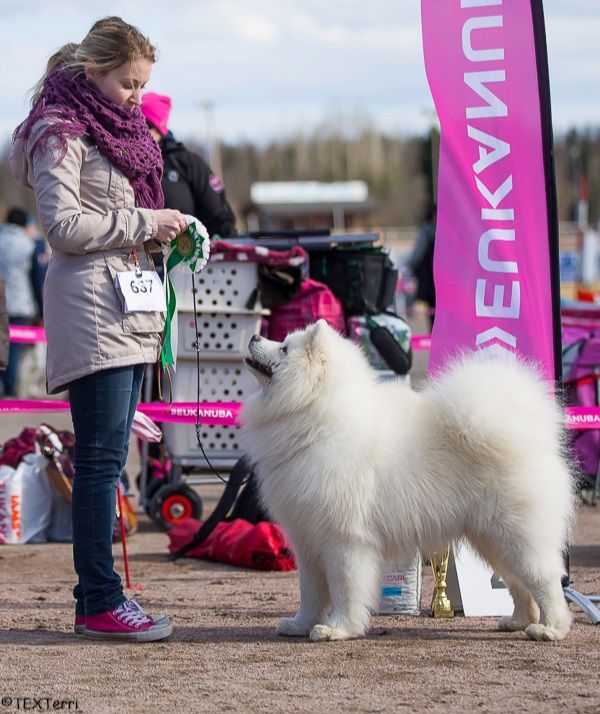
[{"xmin": 116, "ymin": 270, "xmax": 167, "ymax": 313}]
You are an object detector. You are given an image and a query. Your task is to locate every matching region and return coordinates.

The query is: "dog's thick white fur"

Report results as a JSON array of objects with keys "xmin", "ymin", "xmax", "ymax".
[{"xmin": 242, "ymin": 320, "xmax": 574, "ymax": 642}]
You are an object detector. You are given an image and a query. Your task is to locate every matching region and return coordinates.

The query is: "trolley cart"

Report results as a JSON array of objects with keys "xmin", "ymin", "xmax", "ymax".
[{"xmin": 141, "ymin": 231, "xmax": 379, "ymax": 529}]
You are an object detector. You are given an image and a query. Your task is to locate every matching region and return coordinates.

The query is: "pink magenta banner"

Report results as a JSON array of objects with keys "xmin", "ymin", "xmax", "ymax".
[
  {"xmin": 1, "ymin": 398, "xmax": 594, "ymax": 430},
  {"xmin": 0, "ymin": 400, "xmax": 242, "ymax": 426},
  {"xmin": 9, "ymin": 325, "xmax": 47, "ymax": 344},
  {"xmin": 421, "ymin": 0, "xmax": 555, "ymax": 380},
  {"xmin": 139, "ymin": 401, "xmax": 242, "ymax": 426}
]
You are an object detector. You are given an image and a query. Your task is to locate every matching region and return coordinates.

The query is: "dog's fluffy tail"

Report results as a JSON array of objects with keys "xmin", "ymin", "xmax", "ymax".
[
  {"xmin": 424, "ymin": 352, "xmax": 565, "ymax": 462},
  {"xmin": 425, "ymin": 351, "xmax": 576, "ymax": 567}
]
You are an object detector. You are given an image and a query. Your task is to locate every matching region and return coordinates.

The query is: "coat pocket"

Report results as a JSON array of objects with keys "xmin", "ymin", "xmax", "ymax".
[{"xmin": 104, "ymin": 255, "xmax": 165, "ymax": 335}]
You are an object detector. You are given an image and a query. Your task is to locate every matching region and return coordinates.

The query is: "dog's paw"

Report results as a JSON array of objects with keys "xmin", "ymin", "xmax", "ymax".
[
  {"xmin": 309, "ymin": 624, "xmax": 354, "ymax": 642},
  {"xmin": 525, "ymin": 623, "xmax": 569, "ymax": 642},
  {"xmin": 276, "ymin": 617, "xmax": 311, "ymax": 637},
  {"xmin": 498, "ymin": 616, "xmax": 530, "ymax": 632}
]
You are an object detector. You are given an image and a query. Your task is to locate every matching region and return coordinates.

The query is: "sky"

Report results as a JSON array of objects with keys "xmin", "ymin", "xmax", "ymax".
[{"xmin": 0, "ymin": 0, "xmax": 599, "ymax": 150}]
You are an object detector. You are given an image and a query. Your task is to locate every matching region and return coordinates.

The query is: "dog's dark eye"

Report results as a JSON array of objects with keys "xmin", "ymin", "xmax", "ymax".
[{"xmin": 281, "ymin": 345, "xmax": 288, "ymax": 355}]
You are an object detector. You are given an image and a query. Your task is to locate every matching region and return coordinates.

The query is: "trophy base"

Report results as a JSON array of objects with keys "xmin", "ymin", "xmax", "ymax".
[{"xmin": 431, "ymin": 595, "xmax": 455, "ymax": 618}]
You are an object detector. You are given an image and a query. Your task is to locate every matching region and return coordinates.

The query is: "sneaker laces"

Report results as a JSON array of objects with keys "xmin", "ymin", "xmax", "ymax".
[
  {"xmin": 126, "ymin": 598, "xmax": 144, "ymax": 613},
  {"xmin": 114, "ymin": 602, "xmax": 151, "ymax": 628}
]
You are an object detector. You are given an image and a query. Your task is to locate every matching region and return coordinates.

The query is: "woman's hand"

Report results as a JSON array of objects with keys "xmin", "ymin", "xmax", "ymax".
[{"xmin": 155, "ymin": 209, "xmax": 188, "ymax": 244}]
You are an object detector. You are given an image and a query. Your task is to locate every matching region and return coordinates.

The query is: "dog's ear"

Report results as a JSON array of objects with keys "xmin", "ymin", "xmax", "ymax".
[
  {"xmin": 309, "ymin": 319, "xmax": 327, "ymax": 340},
  {"xmin": 311, "ymin": 319, "xmax": 328, "ymax": 336},
  {"xmin": 308, "ymin": 319, "xmax": 328, "ymax": 354}
]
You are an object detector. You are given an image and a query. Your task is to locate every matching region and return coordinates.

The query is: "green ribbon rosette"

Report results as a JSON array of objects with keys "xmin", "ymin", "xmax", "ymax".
[{"xmin": 161, "ymin": 215, "xmax": 210, "ymax": 370}]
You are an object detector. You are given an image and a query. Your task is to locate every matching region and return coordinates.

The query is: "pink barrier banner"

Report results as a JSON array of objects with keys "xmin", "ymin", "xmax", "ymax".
[
  {"xmin": 0, "ymin": 400, "xmax": 242, "ymax": 426},
  {"xmin": 9, "ymin": 325, "xmax": 47, "ymax": 344},
  {"xmin": 0, "ymin": 399, "xmax": 68, "ymax": 413},
  {"xmin": 411, "ymin": 335, "xmax": 432, "ymax": 351},
  {"xmin": 421, "ymin": 1, "xmax": 556, "ymax": 380},
  {"xmin": 564, "ymin": 407, "xmax": 600, "ymax": 431},
  {"xmin": 0, "ymin": 398, "xmax": 593, "ymax": 430},
  {"xmin": 139, "ymin": 401, "xmax": 241, "ymax": 426}
]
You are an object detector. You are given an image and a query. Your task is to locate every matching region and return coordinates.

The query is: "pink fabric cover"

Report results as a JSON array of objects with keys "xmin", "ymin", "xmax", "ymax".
[{"xmin": 267, "ymin": 278, "xmax": 346, "ymax": 342}]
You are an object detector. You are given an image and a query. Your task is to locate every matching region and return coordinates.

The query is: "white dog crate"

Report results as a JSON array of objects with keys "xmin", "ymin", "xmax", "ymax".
[
  {"xmin": 169, "ymin": 359, "xmax": 257, "ymax": 403},
  {"xmin": 162, "ymin": 359, "xmax": 258, "ymax": 461},
  {"xmin": 169, "ymin": 261, "xmax": 262, "ymax": 312},
  {"xmin": 161, "ymin": 252, "xmax": 268, "ymax": 467},
  {"xmin": 176, "ymin": 309, "xmax": 265, "ymax": 361}
]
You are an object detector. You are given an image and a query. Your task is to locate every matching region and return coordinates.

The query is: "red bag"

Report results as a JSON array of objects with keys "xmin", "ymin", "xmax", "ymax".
[
  {"xmin": 267, "ymin": 278, "xmax": 346, "ymax": 342},
  {"xmin": 167, "ymin": 518, "xmax": 296, "ymax": 571},
  {"xmin": 0, "ymin": 428, "xmax": 38, "ymax": 468}
]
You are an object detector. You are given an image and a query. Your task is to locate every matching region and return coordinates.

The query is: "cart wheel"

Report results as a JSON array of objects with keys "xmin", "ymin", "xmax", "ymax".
[
  {"xmin": 143, "ymin": 477, "xmax": 167, "ymax": 516},
  {"xmin": 149, "ymin": 483, "xmax": 203, "ymax": 530}
]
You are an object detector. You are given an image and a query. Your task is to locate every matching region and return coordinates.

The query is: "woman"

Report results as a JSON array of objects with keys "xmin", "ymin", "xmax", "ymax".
[{"xmin": 10, "ymin": 16, "xmax": 186, "ymax": 642}]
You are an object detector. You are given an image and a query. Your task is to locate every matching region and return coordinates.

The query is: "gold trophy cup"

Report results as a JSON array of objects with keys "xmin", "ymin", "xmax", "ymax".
[{"xmin": 430, "ymin": 546, "xmax": 454, "ymax": 618}]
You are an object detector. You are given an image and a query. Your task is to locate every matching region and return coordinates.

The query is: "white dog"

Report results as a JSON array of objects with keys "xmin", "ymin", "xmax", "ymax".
[{"xmin": 242, "ymin": 320, "xmax": 574, "ymax": 642}]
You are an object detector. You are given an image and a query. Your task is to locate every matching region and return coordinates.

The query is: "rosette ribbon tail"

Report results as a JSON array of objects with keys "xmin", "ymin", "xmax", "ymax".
[
  {"xmin": 160, "ymin": 216, "xmax": 210, "ymax": 372},
  {"xmin": 161, "ymin": 260, "xmax": 179, "ymax": 371}
]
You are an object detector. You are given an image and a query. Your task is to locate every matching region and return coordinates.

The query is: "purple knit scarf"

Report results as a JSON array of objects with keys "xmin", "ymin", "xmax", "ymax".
[{"xmin": 14, "ymin": 67, "xmax": 164, "ymax": 209}]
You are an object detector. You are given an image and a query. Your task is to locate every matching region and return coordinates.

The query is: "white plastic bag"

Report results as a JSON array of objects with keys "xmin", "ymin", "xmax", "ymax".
[
  {"xmin": 0, "ymin": 465, "xmax": 18, "ymax": 544},
  {"xmin": 132, "ymin": 410, "xmax": 162, "ymax": 443},
  {"xmin": 378, "ymin": 550, "xmax": 422, "ymax": 615},
  {"xmin": 0, "ymin": 454, "xmax": 54, "ymax": 544}
]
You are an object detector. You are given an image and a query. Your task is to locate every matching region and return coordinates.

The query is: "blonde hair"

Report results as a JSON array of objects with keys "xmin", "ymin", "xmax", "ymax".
[{"xmin": 31, "ymin": 16, "xmax": 157, "ymax": 104}]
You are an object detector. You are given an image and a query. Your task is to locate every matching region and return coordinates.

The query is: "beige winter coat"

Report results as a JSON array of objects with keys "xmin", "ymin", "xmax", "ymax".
[{"xmin": 10, "ymin": 120, "xmax": 165, "ymax": 394}]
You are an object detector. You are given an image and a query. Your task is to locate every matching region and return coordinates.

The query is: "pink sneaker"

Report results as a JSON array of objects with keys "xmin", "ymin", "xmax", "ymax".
[
  {"xmin": 74, "ymin": 599, "xmax": 169, "ymax": 635},
  {"xmin": 74, "ymin": 614, "xmax": 86, "ymax": 635},
  {"xmin": 83, "ymin": 601, "xmax": 172, "ymax": 642}
]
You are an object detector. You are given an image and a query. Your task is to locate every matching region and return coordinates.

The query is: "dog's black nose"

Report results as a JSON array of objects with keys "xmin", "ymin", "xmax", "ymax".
[{"xmin": 250, "ymin": 335, "xmax": 261, "ymax": 343}]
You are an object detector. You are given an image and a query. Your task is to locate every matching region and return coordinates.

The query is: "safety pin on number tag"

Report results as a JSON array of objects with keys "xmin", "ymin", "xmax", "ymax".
[{"xmin": 130, "ymin": 249, "xmax": 143, "ymax": 278}]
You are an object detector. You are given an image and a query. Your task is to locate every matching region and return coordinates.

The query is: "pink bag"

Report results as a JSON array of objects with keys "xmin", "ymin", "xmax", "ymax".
[
  {"xmin": 563, "ymin": 326, "xmax": 600, "ymax": 478},
  {"xmin": 267, "ymin": 278, "xmax": 346, "ymax": 342},
  {"xmin": 167, "ymin": 518, "xmax": 296, "ymax": 571}
]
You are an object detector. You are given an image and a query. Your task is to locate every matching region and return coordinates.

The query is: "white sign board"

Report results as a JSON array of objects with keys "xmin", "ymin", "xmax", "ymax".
[
  {"xmin": 446, "ymin": 543, "xmax": 514, "ymax": 617},
  {"xmin": 250, "ymin": 180, "xmax": 369, "ymax": 205}
]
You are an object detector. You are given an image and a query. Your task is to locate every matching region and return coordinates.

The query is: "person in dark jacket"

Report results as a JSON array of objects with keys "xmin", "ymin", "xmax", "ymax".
[
  {"xmin": 140, "ymin": 92, "xmax": 238, "ymax": 495},
  {"xmin": 141, "ymin": 92, "xmax": 237, "ymax": 238},
  {"xmin": 407, "ymin": 203, "xmax": 436, "ymax": 330}
]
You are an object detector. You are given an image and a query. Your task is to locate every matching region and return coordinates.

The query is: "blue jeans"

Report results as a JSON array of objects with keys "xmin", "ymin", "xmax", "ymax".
[{"xmin": 69, "ymin": 364, "xmax": 145, "ymax": 616}]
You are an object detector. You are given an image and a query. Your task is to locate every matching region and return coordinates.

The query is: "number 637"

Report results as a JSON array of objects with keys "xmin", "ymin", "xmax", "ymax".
[{"xmin": 130, "ymin": 279, "xmax": 153, "ymax": 294}]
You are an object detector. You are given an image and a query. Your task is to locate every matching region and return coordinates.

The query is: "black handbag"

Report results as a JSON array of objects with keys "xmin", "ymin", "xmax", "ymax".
[
  {"xmin": 309, "ymin": 247, "xmax": 398, "ymax": 315},
  {"xmin": 257, "ymin": 264, "xmax": 304, "ymax": 309},
  {"xmin": 366, "ymin": 313, "xmax": 413, "ymax": 375}
]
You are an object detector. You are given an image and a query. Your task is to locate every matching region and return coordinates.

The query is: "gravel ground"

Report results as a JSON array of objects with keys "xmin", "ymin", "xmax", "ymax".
[
  {"xmin": 1, "ymin": 315, "xmax": 599, "ymax": 713},
  {"xmin": 0, "ymin": 495, "xmax": 599, "ymax": 714}
]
